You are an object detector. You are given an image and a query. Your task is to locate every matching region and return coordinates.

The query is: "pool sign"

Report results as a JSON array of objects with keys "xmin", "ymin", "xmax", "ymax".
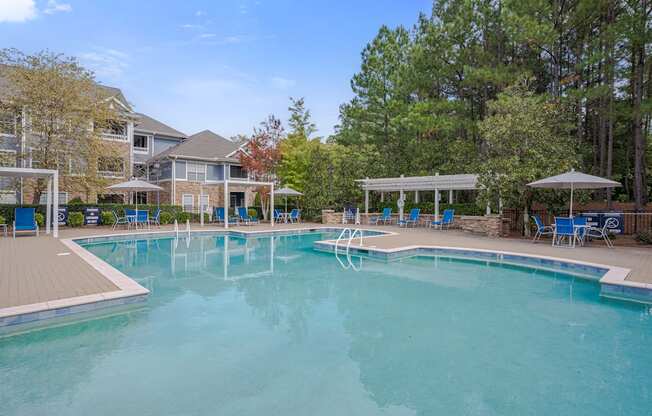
[
  {"xmin": 83, "ymin": 207, "xmax": 100, "ymax": 226},
  {"xmin": 57, "ymin": 207, "xmax": 68, "ymax": 226}
]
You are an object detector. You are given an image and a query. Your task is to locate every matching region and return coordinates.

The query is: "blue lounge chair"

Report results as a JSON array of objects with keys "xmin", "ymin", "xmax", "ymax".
[
  {"xmin": 531, "ymin": 215, "xmax": 553, "ymax": 243},
  {"xmin": 213, "ymin": 207, "xmax": 225, "ymax": 223},
  {"xmin": 289, "ymin": 208, "xmax": 301, "ymax": 223},
  {"xmin": 553, "ymin": 217, "xmax": 575, "ymax": 247},
  {"xmin": 13, "ymin": 207, "xmax": 39, "ymax": 238},
  {"xmin": 369, "ymin": 208, "xmax": 392, "ymax": 225},
  {"xmin": 431, "ymin": 209, "xmax": 455, "ymax": 230},
  {"xmin": 238, "ymin": 207, "xmax": 259, "ymax": 225},
  {"xmin": 398, "ymin": 208, "xmax": 420, "ymax": 228}
]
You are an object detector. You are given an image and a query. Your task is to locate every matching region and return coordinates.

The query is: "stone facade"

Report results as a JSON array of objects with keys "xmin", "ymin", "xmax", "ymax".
[{"xmin": 458, "ymin": 215, "xmax": 509, "ymax": 238}]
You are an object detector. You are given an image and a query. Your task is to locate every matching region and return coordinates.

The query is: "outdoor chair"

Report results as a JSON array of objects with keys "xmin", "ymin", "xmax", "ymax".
[
  {"xmin": 398, "ymin": 208, "xmax": 420, "ymax": 228},
  {"xmin": 238, "ymin": 207, "xmax": 259, "ymax": 225},
  {"xmin": 343, "ymin": 207, "xmax": 358, "ymax": 224},
  {"xmin": 431, "ymin": 209, "xmax": 455, "ymax": 230},
  {"xmin": 573, "ymin": 216, "xmax": 588, "ymax": 246},
  {"xmin": 586, "ymin": 217, "xmax": 616, "ymax": 248},
  {"xmin": 289, "ymin": 209, "xmax": 301, "ymax": 223},
  {"xmin": 136, "ymin": 210, "xmax": 149, "ymax": 229},
  {"xmin": 112, "ymin": 210, "xmax": 129, "ymax": 230},
  {"xmin": 125, "ymin": 209, "xmax": 138, "ymax": 229},
  {"xmin": 552, "ymin": 217, "xmax": 575, "ymax": 248},
  {"xmin": 150, "ymin": 209, "xmax": 161, "ymax": 227},
  {"xmin": 214, "ymin": 207, "xmax": 225, "ymax": 223},
  {"xmin": 531, "ymin": 215, "xmax": 553, "ymax": 243},
  {"xmin": 13, "ymin": 207, "xmax": 39, "ymax": 238},
  {"xmin": 369, "ymin": 208, "xmax": 392, "ymax": 225},
  {"xmin": 274, "ymin": 209, "xmax": 284, "ymax": 223}
]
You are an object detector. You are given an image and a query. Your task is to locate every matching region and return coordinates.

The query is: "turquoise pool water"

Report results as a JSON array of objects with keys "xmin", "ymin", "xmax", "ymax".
[{"xmin": 1, "ymin": 231, "xmax": 651, "ymax": 415}]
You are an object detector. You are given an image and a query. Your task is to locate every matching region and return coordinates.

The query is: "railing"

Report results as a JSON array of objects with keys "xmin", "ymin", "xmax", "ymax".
[
  {"xmin": 334, "ymin": 228, "xmax": 364, "ymax": 271},
  {"xmin": 101, "ymin": 132, "xmax": 129, "ymax": 142}
]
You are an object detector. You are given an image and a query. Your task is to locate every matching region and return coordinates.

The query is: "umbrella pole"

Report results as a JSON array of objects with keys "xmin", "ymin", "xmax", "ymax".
[
  {"xmin": 569, "ymin": 184, "xmax": 574, "ymax": 217},
  {"xmin": 285, "ymin": 196, "xmax": 288, "ymax": 213}
]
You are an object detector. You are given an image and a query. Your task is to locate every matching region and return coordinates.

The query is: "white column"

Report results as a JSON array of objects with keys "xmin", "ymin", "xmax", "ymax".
[
  {"xmin": 380, "ymin": 192, "xmax": 384, "ymax": 203},
  {"xmin": 414, "ymin": 190, "xmax": 419, "ymax": 203},
  {"xmin": 224, "ymin": 180, "xmax": 229, "ymax": 229},
  {"xmin": 171, "ymin": 160, "xmax": 176, "ymax": 205},
  {"xmin": 364, "ymin": 189, "xmax": 369, "ymax": 214},
  {"xmin": 399, "ymin": 189, "xmax": 404, "ymax": 222},
  {"xmin": 434, "ymin": 188, "xmax": 440, "ymax": 222},
  {"xmin": 270, "ymin": 183, "xmax": 274, "ymax": 227},
  {"xmin": 449, "ymin": 189, "xmax": 454, "ymax": 204},
  {"xmin": 53, "ymin": 171, "xmax": 59, "ymax": 238},
  {"xmin": 45, "ymin": 177, "xmax": 52, "ymax": 235},
  {"xmin": 486, "ymin": 203, "xmax": 491, "ymax": 215}
]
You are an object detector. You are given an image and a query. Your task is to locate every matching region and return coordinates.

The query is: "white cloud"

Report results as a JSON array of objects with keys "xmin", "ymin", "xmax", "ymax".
[
  {"xmin": 0, "ymin": 0, "xmax": 37, "ymax": 23},
  {"xmin": 79, "ymin": 48, "xmax": 129, "ymax": 80},
  {"xmin": 198, "ymin": 33, "xmax": 216, "ymax": 39},
  {"xmin": 270, "ymin": 76, "xmax": 296, "ymax": 90},
  {"xmin": 195, "ymin": 10, "xmax": 205, "ymax": 17},
  {"xmin": 44, "ymin": 0, "xmax": 71, "ymax": 14},
  {"xmin": 181, "ymin": 23, "xmax": 202, "ymax": 29}
]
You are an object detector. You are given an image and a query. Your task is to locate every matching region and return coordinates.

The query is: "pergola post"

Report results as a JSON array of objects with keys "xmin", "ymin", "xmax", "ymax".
[
  {"xmin": 434, "ymin": 188, "xmax": 440, "ymax": 222},
  {"xmin": 270, "ymin": 182, "xmax": 274, "ymax": 227},
  {"xmin": 364, "ymin": 189, "xmax": 369, "ymax": 214},
  {"xmin": 414, "ymin": 190, "xmax": 419, "ymax": 203},
  {"xmin": 224, "ymin": 180, "xmax": 229, "ymax": 229},
  {"xmin": 46, "ymin": 176, "xmax": 52, "ymax": 235},
  {"xmin": 53, "ymin": 170, "xmax": 58, "ymax": 238},
  {"xmin": 449, "ymin": 189, "xmax": 454, "ymax": 203},
  {"xmin": 380, "ymin": 192, "xmax": 384, "ymax": 202}
]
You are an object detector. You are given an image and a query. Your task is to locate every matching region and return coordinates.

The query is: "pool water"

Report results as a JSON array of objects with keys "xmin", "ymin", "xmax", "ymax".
[{"xmin": 1, "ymin": 232, "xmax": 651, "ymax": 415}]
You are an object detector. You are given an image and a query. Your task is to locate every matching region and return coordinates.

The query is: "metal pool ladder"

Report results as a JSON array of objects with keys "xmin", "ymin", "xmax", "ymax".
[{"xmin": 334, "ymin": 228, "xmax": 363, "ymax": 271}]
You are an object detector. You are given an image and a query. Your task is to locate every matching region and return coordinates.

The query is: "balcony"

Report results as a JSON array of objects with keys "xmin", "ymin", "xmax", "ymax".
[{"xmin": 101, "ymin": 132, "xmax": 129, "ymax": 142}]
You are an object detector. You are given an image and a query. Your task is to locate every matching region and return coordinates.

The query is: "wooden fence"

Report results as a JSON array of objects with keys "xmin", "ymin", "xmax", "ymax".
[{"xmin": 502, "ymin": 209, "xmax": 652, "ymax": 235}]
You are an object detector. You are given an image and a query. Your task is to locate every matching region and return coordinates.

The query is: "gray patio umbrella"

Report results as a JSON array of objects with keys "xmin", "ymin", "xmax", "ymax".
[
  {"xmin": 106, "ymin": 179, "xmax": 164, "ymax": 213},
  {"xmin": 275, "ymin": 187, "xmax": 303, "ymax": 212},
  {"xmin": 527, "ymin": 169, "xmax": 621, "ymax": 216}
]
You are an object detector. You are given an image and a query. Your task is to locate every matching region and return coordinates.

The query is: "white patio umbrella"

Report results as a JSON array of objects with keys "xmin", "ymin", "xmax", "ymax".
[
  {"xmin": 106, "ymin": 178, "xmax": 164, "ymax": 213},
  {"xmin": 275, "ymin": 187, "xmax": 303, "ymax": 212},
  {"xmin": 527, "ymin": 169, "xmax": 621, "ymax": 216}
]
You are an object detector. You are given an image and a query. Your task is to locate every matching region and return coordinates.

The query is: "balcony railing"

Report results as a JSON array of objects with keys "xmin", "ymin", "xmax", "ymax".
[{"xmin": 101, "ymin": 132, "xmax": 129, "ymax": 142}]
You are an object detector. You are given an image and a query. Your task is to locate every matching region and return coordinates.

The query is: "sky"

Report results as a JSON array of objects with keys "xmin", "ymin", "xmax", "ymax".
[{"xmin": 0, "ymin": 0, "xmax": 431, "ymax": 138}]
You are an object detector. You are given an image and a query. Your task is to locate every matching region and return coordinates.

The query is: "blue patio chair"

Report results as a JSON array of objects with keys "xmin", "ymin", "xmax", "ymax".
[
  {"xmin": 289, "ymin": 209, "xmax": 301, "ymax": 223},
  {"xmin": 111, "ymin": 210, "xmax": 128, "ymax": 230},
  {"xmin": 125, "ymin": 209, "xmax": 138, "ymax": 229},
  {"xmin": 369, "ymin": 208, "xmax": 392, "ymax": 225},
  {"xmin": 274, "ymin": 209, "xmax": 284, "ymax": 223},
  {"xmin": 553, "ymin": 217, "xmax": 575, "ymax": 248},
  {"xmin": 343, "ymin": 207, "xmax": 358, "ymax": 224},
  {"xmin": 13, "ymin": 207, "xmax": 39, "ymax": 238},
  {"xmin": 136, "ymin": 210, "xmax": 149, "ymax": 228},
  {"xmin": 398, "ymin": 208, "xmax": 420, "ymax": 228},
  {"xmin": 213, "ymin": 207, "xmax": 225, "ymax": 223},
  {"xmin": 431, "ymin": 209, "xmax": 455, "ymax": 230},
  {"xmin": 573, "ymin": 216, "xmax": 588, "ymax": 246},
  {"xmin": 531, "ymin": 215, "xmax": 553, "ymax": 243},
  {"xmin": 238, "ymin": 207, "xmax": 259, "ymax": 225},
  {"xmin": 150, "ymin": 209, "xmax": 161, "ymax": 227}
]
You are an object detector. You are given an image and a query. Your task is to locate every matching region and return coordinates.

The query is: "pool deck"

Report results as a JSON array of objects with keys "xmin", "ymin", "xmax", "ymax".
[{"xmin": 1, "ymin": 222, "xmax": 651, "ymax": 331}]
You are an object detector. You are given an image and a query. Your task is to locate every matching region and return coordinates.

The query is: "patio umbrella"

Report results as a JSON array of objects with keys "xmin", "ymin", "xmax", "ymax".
[
  {"xmin": 106, "ymin": 178, "xmax": 164, "ymax": 213},
  {"xmin": 275, "ymin": 187, "xmax": 303, "ymax": 212},
  {"xmin": 527, "ymin": 169, "xmax": 621, "ymax": 216}
]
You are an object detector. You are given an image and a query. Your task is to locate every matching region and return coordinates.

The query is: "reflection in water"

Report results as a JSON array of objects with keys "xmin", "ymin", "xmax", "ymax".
[{"xmin": 1, "ymin": 232, "xmax": 651, "ymax": 416}]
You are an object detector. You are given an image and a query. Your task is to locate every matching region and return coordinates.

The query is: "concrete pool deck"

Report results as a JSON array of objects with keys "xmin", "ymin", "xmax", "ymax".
[{"xmin": 1, "ymin": 222, "xmax": 651, "ymax": 331}]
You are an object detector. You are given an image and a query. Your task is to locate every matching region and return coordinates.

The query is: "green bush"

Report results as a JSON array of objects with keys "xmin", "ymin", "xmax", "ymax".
[
  {"xmin": 248, "ymin": 208, "xmax": 258, "ymax": 218},
  {"xmin": 68, "ymin": 212, "xmax": 84, "ymax": 227},
  {"xmin": 35, "ymin": 212, "xmax": 44, "ymax": 227},
  {"xmin": 159, "ymin": 211, "xmax": 174, "ymax": 225},
  {"xmin": 635, "ymin": 230, "xmax": 652, "ymax": 245},
  {"xmin": 68, "ymin": 196, "xmax": 84, "ymax": 204},
  {"xmin": 101, "ymin": 211, "xmax": 114, "ymax": 226},
  {"xmin": 0, "ymin": 214, "xmax": 5, "ymax": 225},
  {"xmin": 176, "ymin": 212, "xmax": 191, "ymax": 224},
  {"xmin": 0, "ymin": 203, "xmax": 183, "ymax": 223}
]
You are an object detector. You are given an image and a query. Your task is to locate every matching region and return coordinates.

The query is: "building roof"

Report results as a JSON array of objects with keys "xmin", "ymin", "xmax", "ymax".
[
  {"xmin": 134, "ymin": 113, "xmax": 187, "ymax": 139},
  {"xmin": 149, "ymin": 129, "xmax": 243, "ymax": 163}
]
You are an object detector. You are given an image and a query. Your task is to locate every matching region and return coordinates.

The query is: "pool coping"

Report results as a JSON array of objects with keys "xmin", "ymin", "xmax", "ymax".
[{"xmin": 312, "ymin": 238, "xmax": 651, "ymax": 303}]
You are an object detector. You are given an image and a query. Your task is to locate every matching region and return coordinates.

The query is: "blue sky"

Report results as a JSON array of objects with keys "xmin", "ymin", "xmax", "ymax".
[{"xmin": 0, "ymin": 0, "xmax": 431, "ymax": 138}]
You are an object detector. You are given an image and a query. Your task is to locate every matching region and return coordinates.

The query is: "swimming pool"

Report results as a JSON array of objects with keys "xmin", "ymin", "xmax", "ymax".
[{"xmin": 1, "ymin": 231, "xmax": 651, "ymax": 415}]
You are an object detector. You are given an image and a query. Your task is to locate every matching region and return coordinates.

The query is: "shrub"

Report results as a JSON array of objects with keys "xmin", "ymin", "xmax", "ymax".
[
  {"xmin": 248, "ymin": 208, "xmax": 258, "ymax": 218},
  {"xmin": 177, "ymin": 212, "xmax": 191, "ymax": 224},
  {"xmin": 635, "ymin": 230, "xmax": 652, "ymax": 245},
  {"xmin": 101, "ymin": 211, "xmax": 114, "ymax": 226},
  {"xmin": 159, "ymin": 211, "xmax": 174, "ymax": 225},
  {"xmin": 35, "ymin": 212, "xmax": 44, "ymax": 227},
  {"xmin": 68, "ymin": 196, "xmax": 84, "ymax": 204},
  {"xmin": 68, "ymin": 212, "xmax": 84, "ymax": 227},
  {"xmin": 0, "ymin": 214, "xmax": 5, "ymax": 225}
]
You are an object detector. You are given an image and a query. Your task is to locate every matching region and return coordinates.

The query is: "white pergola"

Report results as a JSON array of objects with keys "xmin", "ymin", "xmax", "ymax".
[
  {"xmin": 0, "ymin": 167, "xmax": 59, "ymax": 237},
  {"xmin": 356, "ymin": 173, "xmax": 479, "ymax": 221},
  {"xmin": 219, "ymin": 179, "xmax": 275, "ymax": 229}
]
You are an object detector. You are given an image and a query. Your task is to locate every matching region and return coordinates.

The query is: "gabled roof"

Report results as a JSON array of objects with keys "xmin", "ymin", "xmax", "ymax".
[
  {"xmin": 149, "ymin": 129, "xmax": 242, "ymax": 163},
  {"xmin": 97, "ymin": 84, "xmax": 131, "ymax": 111},
  {"xmin": 134, "ymin": 113, "xmax": 187, "ymax": 139}
]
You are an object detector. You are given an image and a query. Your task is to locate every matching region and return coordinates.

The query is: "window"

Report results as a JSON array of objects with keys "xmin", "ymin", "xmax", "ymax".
[
  {"xmin": 230, "ymin": 165, "xmax": 247, "ymax": 179},
  {"xmin": 69, "ymin": 158, "xmax": 88, "ymax": 176},
  {"xmin": 98, "ymin": 194, "xmax": 125, "ymax": 204},
  {"xmin": 134, "ymin": 134, "xmax": 148, "ymax": 151},
  {"xmin": 0, "ymin": 112, "xmax": 17, "ymax": 135},
  {"xmin": 207, "ymin": 164, "xmax": 224, "ymax": 181},
  {"xmin": 0, "ymin": 190, "xmax": 17, "ymax": 204},
  {"xmin": 133, "ymin": 163, "xmax": 147, "ymax": 179},
  {"xmin": 98, "ymin": 156, "xmax": 125, "ymax": 177},
  {"xmin": 133, "ymin": 192, "xmax": 148, "ymax": 205},
  {"xmin": 182, "ymin": 194, "xmax": 194, "ymax": 212},
  {"xmin": 187, "ymin": 162, "xmax": 206, "ymax": 181},
  {"xmin": 0, "ymin": 150, "xmax": 16, "ymax": 167},
  {"xmin": 156, "ymin": 161, "xmax": 172, "ymax": 180},
  {"xmin": 175, "ymin": 161, "xmax": 186, "ymax": 179},
  {"xmin": 29, "ymin": 148, "xmax": 41, "ymax": 168},
  {"xmin": 38, "ymin": 192, "xmax": 68, "ymax": 205},
  {"xmin": 199, "ymin": 194, "xmax": 210, "ymax": 213},
  {"xmin": 107, "ymin": 121, "xmax": 126, "ymax": 135}
]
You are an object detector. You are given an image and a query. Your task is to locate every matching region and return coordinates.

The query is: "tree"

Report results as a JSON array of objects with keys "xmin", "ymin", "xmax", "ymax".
[
  {"xmin": 477, "ymin": 81, "xmax": 577, "ymax": 235},
  {"xmin": 287, "ymin": 97, "xmax": 316, "ymax": 139},
  {"xmin": 239, "ymin": 115, "xmax": 283, "ymax": 219},
  {"xmin": 0, "ymin": 49, "xmax": 121, "ymax": 203}
]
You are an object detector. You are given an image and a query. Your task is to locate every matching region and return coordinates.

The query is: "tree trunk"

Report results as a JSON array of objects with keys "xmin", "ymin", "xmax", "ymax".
[{"xmin": 632, "ymin": 0, "xmax": 649, "ymax": 211}]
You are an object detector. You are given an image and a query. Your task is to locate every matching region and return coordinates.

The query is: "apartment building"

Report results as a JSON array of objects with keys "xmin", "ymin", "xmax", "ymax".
[{"xmin": 0, "ymin": 83, "xmax": 256, "ymax": 212}]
